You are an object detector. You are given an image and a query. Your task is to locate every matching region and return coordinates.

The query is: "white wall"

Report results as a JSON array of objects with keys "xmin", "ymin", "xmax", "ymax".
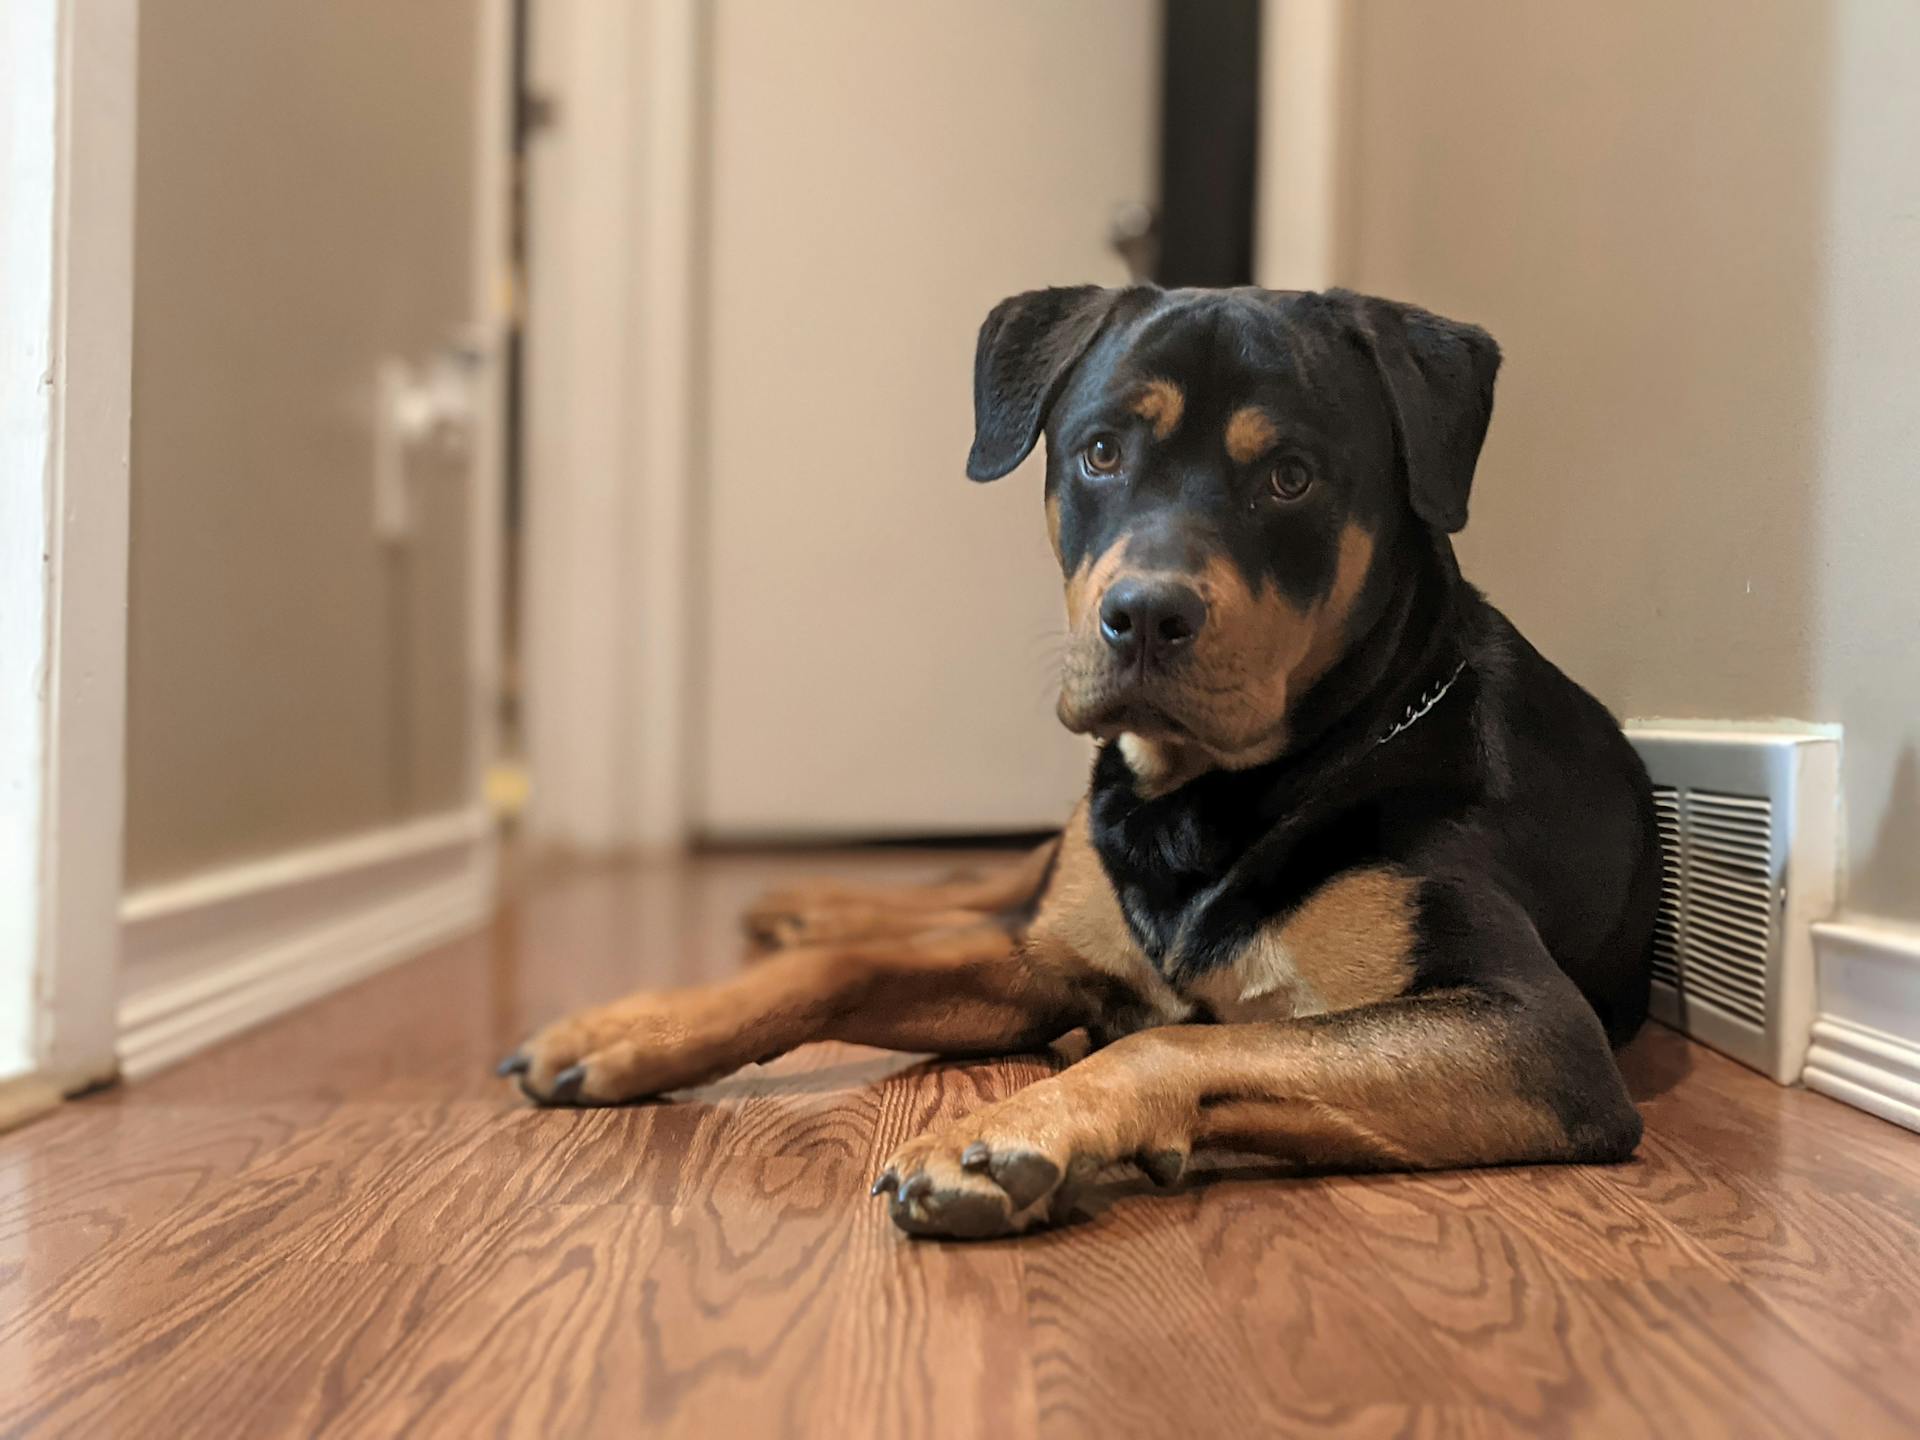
[
  {"xmin": 1812, "ymin": 1, "xmax": 1920, "ymax": 920},
  {"xmin": 1329, "ymin": 0, "xmax": 1919, "ymax": 928},
  {"xmin": 0, "ymin": 0, "xmax": 59, "ymax": 1084},
  {"xmin": 693, "ymin": 0, "xmax": 1155, "ymax": 837}
]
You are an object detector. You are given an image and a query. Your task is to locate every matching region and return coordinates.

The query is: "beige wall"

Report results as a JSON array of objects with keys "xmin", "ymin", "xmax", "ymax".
[
  {"xmin": 1333, "ymin": 0, "xmax": 1918, "ymax": 922},
  {"xmin": 693, "ymin": 0, "xmax": 1157, "ymax": 837},
  {"xmin": 127, "ymin": 0, "xmax": 480, "ymax": 888}
]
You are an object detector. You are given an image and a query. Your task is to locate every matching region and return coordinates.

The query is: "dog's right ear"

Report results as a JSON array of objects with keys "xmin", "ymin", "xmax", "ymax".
[{"xmin": 966, "ymin": 286, "xmax": 1127, "ymax": 482}]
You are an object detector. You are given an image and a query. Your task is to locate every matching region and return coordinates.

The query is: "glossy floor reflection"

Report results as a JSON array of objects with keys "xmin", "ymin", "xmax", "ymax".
[{"xmin": 3, "ymin": 851, "xmax": 1918, "ymax": 1437}]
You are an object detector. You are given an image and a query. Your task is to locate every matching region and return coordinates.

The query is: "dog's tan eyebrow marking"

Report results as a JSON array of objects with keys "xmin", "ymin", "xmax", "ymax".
[
  {"xmin": 1225, "ymin": 406, "xmax": 1280, "ymax": 464},
  {"xmin": 1130, "ymin": 380, "xmax": 1185, "ymax": 441}
]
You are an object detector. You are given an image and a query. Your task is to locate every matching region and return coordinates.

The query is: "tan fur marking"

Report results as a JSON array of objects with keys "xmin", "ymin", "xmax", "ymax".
[
  {"xmin": 1264, "ymin": 867, "xmax": 1418, "ymax": 1012},
  {"xmin": 1116, "ymin": 733, "xmax": 1209, "ymax": 799},
  {"xmin": 744, "ymin": 837, "xmax": 1062, "ymax": 950},
  {"xmin": 1130, "ymin": 379, "xmax": 1185, "ymax": 441},
  {"xmin": 1225, "ymin": 406, "xmax": 1280, "ymax": 464},
  {"xmin": 1026, "ymin": 802, "xmax": 1190, "ymax": 1018},
  {"xmin": 1294, "ymin": 524, "xmax": 1375, "ymax": 690},
  {"xmin": 1045, "ymin": 490, "xmax": 1063, "ymax": 561},
  {"xmin": 1116, "ymin": 522, "xmax": 1375, "ymax": 769},
  {"xmin": 1063, "ymin": 537, "xmax": 1130, "ymax": 633}
]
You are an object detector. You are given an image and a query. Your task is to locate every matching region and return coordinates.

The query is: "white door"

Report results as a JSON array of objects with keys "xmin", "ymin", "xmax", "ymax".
[{"xmin": 696, "ymin": 0, "xmax": 1158, "ymax": 837}]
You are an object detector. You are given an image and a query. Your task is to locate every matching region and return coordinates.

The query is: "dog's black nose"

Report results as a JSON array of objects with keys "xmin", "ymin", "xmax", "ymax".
[{"xmin": 1099, "ymin": 578, "xmax": 1207, "ymax": 665}]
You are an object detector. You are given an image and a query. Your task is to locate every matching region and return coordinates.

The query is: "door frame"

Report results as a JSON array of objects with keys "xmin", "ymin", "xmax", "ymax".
[
  {"xmin": 2, "ymin": 0, "xmax": 516, "ymax": 1122},
  {"xmin": 520, "ymin": 0, "xmax": 704, "ymax": 855},
  {"xmin": 467, "ymin": 0, "xmax": 514, "ymax": 844},
  {"xmin": 1, "ymin": 0, "xmax": 138, "ymax": 1119},
  {"xmin": 1256, "ymin": 0, "xmax": 1349, "ymax": 290}
]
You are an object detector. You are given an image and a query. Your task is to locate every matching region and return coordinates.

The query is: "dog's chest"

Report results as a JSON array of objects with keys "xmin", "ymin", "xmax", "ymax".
[
  {"xmin": 1089, "ymin": 759, "xmax": 1418, "ymax": 1021},
  {"xmin": 1106, "ymin": 876, "xmax": 1310, "ymax": 1020},
  {"xmin": 1180, "ymin": 938, "xmax": 1315, "ymax": 1021}
]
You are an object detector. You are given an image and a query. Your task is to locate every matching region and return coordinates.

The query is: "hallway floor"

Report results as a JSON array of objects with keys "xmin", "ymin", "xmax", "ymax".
[{"xmin": 4, "ymin": 851, "xmax": 1919, "ymax": 1438}]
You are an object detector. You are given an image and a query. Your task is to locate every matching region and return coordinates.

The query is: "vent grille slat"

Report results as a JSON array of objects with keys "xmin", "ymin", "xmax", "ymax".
[
  {"xmin": 1677, "ymin": 967, "xmax": 1767, "ymax": 1025},
  {"xmin": 1690, "ymin": 866, "xmax": 1773, "ymax": 897},
  {"xmin": 1653, "ymin": 781, "xmax": 1777, "ymax": 1030},
  {"xmin": 1688, "ymin": 793, "xmax": 1775, "ymax": 879},
  {"xmin": 1682, "ymin": 936, "xmax": 1768, "ymax": 999},
  {"xmin": 1686, "ymin": 890, "xmax": 1771, "ymax": 945},
  {"xmin": 1649, "ymin": 784, "xmax": 1684, "ymax": 987}
]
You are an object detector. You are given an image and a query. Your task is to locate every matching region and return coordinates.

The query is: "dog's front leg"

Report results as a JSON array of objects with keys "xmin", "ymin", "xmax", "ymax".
[
  {"xmin": 499, "ymin": 922, "xmax": 1091, "ymax": 1106},
  {"xmin": 877, "ymin": 959, "xmax": 1642, "ymax": 1239}
]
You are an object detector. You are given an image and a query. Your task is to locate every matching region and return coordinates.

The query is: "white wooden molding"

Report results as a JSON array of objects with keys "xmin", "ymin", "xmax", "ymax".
[
  {"xmin": 628, "ymin": 0, "xmax": 703, "ymax": 853},
  {"xmin": 0, "ymin": 0, "xmax": 62, "ymax": 1087},
  {"xmin": 118, "ymin": 809, "xmax": 495, "ymax": 1080},
  {"xmin": 1256, "ymin": 0, "xmax": 1349, "ymax": 289},
  {"xmin": 522, "ymin": 0, "xmax": 702, "ymax": 856},
  {"xmin": 1803, "ymin": 918, "xmax": 1920, "ymax": 1133},
  {"xmin": 1804, "ymin": 1017, "xmax": 1920, "ymax": 1133},
  {"xmin": 0, "ymin": 0, "xmax": 138, "ymax": 1094},
  {"xmin": 465, "ymin": 0, "xmax": 512, "ymax": 816},
  {"xmin": 37, "ymin": 0, "xmax": 139, "ymax": 1087}
]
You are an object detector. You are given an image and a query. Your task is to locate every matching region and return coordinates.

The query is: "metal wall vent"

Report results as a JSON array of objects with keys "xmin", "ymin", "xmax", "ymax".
[{"xmin": 1627, "ymin": 723, "xmax": 1839, "ymax": 1083}]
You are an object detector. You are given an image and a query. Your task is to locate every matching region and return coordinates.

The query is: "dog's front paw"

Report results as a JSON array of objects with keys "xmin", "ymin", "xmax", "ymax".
[
  {"xmin": 875, "ymin": 1079, "xmax": 1175, "ymax": 1239},
  {"xmin": 874, "ymin": 1077, "xmax": 1195, "ymax": 1239},
  {"xmin": 873, "ymin": 1129, "xmax": 1068, "ymax": 1239},
  {"xmin": 496, "ymin": 995, "xmax": 730, "ymax": 1106}
]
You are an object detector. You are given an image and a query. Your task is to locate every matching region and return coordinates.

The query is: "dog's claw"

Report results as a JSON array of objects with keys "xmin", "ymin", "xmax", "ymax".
[
  {"xmin": 871, "ymin": 1170, "xmax": 898, "ymax": 1197},
  {"xmin": 548, "ymin": 1064, "xmax": 587, "ymax": 1104},
  {"xmin": 495, "ymin": 1052, "xmax": 530, "ymax": 1077},
  {"xmin": 960, "ymin": 1142, "xmax": 991, "ymax": 1172},
  {"xmin": 900, "ymin": 1172, "xmax": 933, "ymax": 1203}
]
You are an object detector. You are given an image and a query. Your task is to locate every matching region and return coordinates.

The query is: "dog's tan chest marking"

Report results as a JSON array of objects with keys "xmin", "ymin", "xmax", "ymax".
[
  {"xmin": 1025, "ymin": 801, "xmax": 1190, "ymax": 1028},
  {"xmin": 1188, "ymin": 867, "xmax": 1420, "ymax": 1021},
  {"xmin": 1130, "ymin": 379, "xmax": 1185, "ymax": 441},
  {"xmin": 1116, "ymin": 733, "xmax": 1209, "ymax": 799}
]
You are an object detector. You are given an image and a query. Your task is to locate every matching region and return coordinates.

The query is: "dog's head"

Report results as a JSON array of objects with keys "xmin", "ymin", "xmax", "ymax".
[{"xmin": 967, "ymin": 285, "xmax": 1500, "ymax": 772}]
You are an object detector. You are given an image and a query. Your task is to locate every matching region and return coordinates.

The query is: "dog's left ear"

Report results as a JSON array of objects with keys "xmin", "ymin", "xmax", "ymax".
[
  {"xmin": 967, "ymin": 285, "xmax": 1130, "ymax": 482},
  {"xmin": 1333, "ymin": 291, "xmax": 1501, "ymax": 533}
]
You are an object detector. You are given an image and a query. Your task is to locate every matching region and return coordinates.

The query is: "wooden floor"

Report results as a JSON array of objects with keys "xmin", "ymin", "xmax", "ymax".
[{"xmin": 4, "ymin": 851, "xmax": 1919, "ymax": 1439}]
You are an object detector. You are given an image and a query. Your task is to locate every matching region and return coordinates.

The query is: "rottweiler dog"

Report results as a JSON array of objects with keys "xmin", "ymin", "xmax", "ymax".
[{"xmin": 500, "ymin": 285, "xmax": 1656, "ymax": 1240}]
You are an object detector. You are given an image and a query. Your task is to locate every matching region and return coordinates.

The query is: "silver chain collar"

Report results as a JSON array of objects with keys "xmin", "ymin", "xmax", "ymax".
[{"xmin": 1377, "ymin": 660, "xmax": 1468, "ymax": 747}]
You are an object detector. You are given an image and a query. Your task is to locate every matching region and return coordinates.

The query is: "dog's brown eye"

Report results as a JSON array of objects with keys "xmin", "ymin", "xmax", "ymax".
[
  {"xmin": 1269, "ymin": 458, "xmax": 1313, "ymax": 502},
  {"xmin": 1082, "ymin": 434, "xmax": 1123, "ymax": 476}
]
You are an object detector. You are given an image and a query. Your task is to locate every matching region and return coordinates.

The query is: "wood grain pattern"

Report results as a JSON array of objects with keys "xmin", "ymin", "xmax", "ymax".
[{"xmin": 1, "ymin": 850, "xmax": 1917, "ymax": 1438}]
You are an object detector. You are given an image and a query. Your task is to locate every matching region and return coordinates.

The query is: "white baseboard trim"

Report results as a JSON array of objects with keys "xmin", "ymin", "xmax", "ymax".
[
  {"xmin": 118, "ymin": 809, "xmax": 496, "ymax": 1081},
  {"xmin": 1802, "ymin": 918, "xmax": 1920, "ymax": 1134}
]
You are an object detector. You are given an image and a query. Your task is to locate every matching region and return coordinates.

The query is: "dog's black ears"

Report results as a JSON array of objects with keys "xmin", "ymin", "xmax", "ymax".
[
  {"xmin": 1333, "ymin": 290, "xmax": 1501, "ymax": 533},
  {"xmin": 966, "ymin": 286, "xmax": 1129, "ymax": 482}
]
